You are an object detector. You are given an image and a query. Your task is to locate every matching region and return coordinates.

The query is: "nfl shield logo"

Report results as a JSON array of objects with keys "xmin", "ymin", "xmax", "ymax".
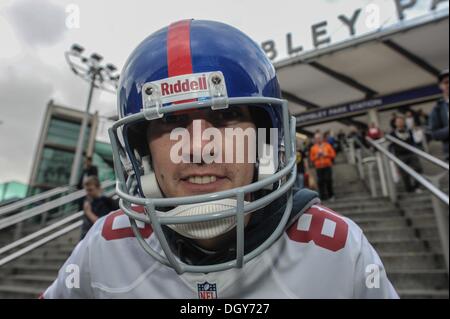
[{"xmin": 197, "ymin": 282, "xmax": 218, "ymax": 299}]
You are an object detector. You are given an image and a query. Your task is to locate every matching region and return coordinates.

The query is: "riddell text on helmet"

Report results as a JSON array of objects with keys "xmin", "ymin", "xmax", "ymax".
[{"xmin": 161, "ymin": 75, "xmax": 208, "ymax": 96}]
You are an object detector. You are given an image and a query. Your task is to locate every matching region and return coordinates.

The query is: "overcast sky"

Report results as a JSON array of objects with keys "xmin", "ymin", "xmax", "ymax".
[{"xmin": 0, "ymin": 0, "xmax": 447, "ymax": 184}]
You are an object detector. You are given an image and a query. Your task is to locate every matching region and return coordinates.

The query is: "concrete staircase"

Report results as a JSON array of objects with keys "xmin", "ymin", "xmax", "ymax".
[
  {"xmin": 324, "ymin": 155, "xmax": 449, "ymax": 299},
  {"xmin": 0, "ymin": 150, "xmax": 447, "ymax": 298},
  {"xmin": 0, "ymin": 229, "xmax": 80, "ymax": 298}
]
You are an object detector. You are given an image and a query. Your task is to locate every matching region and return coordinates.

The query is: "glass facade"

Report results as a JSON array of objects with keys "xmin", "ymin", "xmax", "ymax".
[
  {"xmin": 35, "ymin": 148, "xmax": 75, "ymax": 187},
  {"xmin": 0, "ymin": 181, "xmax": 28, "ymax": 202},
  {"xmin": 32, "ymin": 116, "xmax": 91, "ymax": 192},
  {"xmin": 29, "ymin": 104, "xmax": 116, "ymax": 195},
  {"xmin": 46, "ymin": 118, "xmax": 89, "ymax": 148}
]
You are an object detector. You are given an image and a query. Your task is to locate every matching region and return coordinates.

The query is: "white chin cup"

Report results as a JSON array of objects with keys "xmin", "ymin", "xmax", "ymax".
[{"xmin": 161, "ymin": 198, "xmax": 250, "ymax": 240}]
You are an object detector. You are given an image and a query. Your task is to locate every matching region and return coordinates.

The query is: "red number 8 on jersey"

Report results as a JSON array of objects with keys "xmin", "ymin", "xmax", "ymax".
[{"xmin": 287, "ymin": 205, "xmax": 348, "ymax": 252}]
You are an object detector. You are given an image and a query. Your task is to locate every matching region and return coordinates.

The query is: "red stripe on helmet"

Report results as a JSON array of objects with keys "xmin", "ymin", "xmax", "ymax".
[{"xmin": 167, "ymin": 20, "xmax": 193, "ymax": 77}]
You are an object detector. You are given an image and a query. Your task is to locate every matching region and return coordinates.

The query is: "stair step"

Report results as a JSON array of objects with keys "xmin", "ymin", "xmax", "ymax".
[
  {"xmin": 326, "ymin": 201, "xmax": 395, "ymax": 210},
  {"xmin": 340, "ymin": 211, "xmax": 402, "ymax": 220},
  {"xmin": 7, "ymin": 263, "xmax": 62, "ymax": 276},
  {"xmin": 389, "ymin": 270, "xmax": 449, "ymax": 291},
  {"xmin": 18, "ymin": 255, "xmax": 69, "ymax": 264},
  {"xmin": 416, "ymin": 226, "xmax": 442, "ymax": 239},
  {"xmin": 409, "ymin": 215, "xmax": 437, "ymax": 227},
  {"xmin": 39, "ymin": 241, "xmax": 78, "ymax": 249},
  {"xmin": 335, "ymin": 207, "xmax": 401, "ymax": 215},
  {"xmin": 363, "ymin": 227, "xmax": 417, "ymax": 241},
  {"xmin": 397, "ymin": 289, "xmax": 449, "ymax": 299},
  {"xmin": 353, "ymin": 217, "xmax": 408, "ymax": 229},
  {"xmin": 398, "ymin": 193, "xmax": 433, "ymax": 201},
  {"xmin": 403, "ymin": 207, "xmax": 435, "ymax": 217},
  {"xmin": 370, "ymin": 239, "xmax": 429, "ymax": 254},
  {"xmin": 0, "ymin": 274, "xmax": 55, "ymax": 288},
  {"xmin": 0, "ymin": 285, "xmax": 43, "ymax": 299},
  {"xmin": 24, "ymin": 251, "xmax": 71, "ymax": 260},
  {"xmin": 326, "ymin": 195, "xmax": 387, "ymax": 203},
  {"xmin": 380, "ymin": 253, "xmax": 445, "ymax": 270}
]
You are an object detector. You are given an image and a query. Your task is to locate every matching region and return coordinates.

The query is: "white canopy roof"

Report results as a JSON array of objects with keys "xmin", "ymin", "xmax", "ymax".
[{"xmin": 275, "ymin": 9, "xmax": 449, "ymax": 132}]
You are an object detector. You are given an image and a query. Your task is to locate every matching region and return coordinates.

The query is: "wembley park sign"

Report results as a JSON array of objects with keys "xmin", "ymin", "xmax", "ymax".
[{"xmin": 261, "ymin": 0, "xmax": 448, "ymax": 61}]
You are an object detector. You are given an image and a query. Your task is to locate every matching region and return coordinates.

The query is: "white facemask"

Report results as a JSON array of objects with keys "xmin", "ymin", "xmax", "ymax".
[{"xmin": 161, "ymin": 199, "xmax": 251, "ymax": 240}]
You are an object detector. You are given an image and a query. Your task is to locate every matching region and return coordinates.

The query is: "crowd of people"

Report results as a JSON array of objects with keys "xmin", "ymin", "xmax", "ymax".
[{"xmin": 295, "ymin": 69, "xmax": 449, "ymax": 199}]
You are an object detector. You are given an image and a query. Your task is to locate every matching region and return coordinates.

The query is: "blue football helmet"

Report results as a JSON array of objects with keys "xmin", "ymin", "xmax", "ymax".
[{"xmin": 109, "ymin": 19, "xmax": 297, "ymax": 274}]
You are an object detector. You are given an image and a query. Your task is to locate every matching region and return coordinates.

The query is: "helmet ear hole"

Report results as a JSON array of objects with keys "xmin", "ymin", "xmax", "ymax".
[
  {"xmin": 125, "ymin": 121, "xmax": 165, "ymax": 198},
  {"xmin": 140, "ymin": 156, "xmax": 163, "ymax": 198},
  {"xmin": 127, "ymin": 121, "xmax": 150, "ymax": 158}
]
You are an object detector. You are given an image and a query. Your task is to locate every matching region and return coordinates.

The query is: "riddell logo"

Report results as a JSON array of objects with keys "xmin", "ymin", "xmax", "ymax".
[
  {"xmin": 160, "ymin": 75, "xmax": 208, "ymax": 96},
  {"xmin": 144, "ymin": 72, "xmax": 223, "ymax": 104}
]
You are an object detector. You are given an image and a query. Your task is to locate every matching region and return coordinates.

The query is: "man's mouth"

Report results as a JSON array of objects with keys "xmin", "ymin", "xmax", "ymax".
[
  {"xmin": 187, "ymin": 175, "xmax": 217, "ymax": 184},
  {"xmin": 180, "ymin": 173, "xmax": 228, "ymax": 193}
]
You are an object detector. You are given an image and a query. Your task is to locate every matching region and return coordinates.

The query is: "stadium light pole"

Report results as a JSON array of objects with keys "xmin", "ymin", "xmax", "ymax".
[{"xmin": 65, "ymin": 44, "xmax": 119, "ymax": 187}]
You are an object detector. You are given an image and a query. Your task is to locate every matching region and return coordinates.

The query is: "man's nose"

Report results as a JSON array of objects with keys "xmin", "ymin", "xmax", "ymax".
[{"xmin": 186, "ymin": 118, "xmax": 218, "ymax": 162}]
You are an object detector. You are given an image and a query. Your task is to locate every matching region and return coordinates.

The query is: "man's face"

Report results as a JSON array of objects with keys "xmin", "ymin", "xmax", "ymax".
[
  {"xmin": 395, "ymin": 117, "xmax": 405, "ymax": 130},
  {"xmin": 84, "ymin": 184, "xmax": 102, "ymax": 199},
  {"xmin": 440, "ymin": 76, "xmax": 449, "ymax": 98},
  {"xmin": 314, "ymin": 133, "xmax": 322, "ymax": 144},
  {"xmin": 147, "ymin": 107, "xmax": 256, "ymax": 197},
  {"xmin": 85, "ymin": 159, "xmax": 92, "ymax": 168}
]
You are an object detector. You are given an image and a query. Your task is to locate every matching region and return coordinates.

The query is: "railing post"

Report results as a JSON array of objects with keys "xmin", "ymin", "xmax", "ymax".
[
  {"xmin": 367, "ymin": 161, "xmax": 377, "ymax": 197},
  {"xmin": 381, "ymin": 152, "xmax": 397, "ymax": 203},
  {"xmin": 376, "ymin": 152, "xmax": 389, "ymax": 197},
  {"xmin": 362, "ymin": 159, "xmax": 377, "ymax": 198},
  {"xmin": 348, "ymin": 139, "xmax": 356, "ymax": 165},
  {"xmin": 356, "ymin": 149, "xmax": 364, "ymax": 179},
  {"xmin": 40, "ymin": 211, "xmax": 48, "ymax": 228},
  {"xmin": 342, "ymin": 141, "xmax": 351, "ymax": 164},
  {"xmin": 379, "ymin": 140, "xmax": 398, "ymax": 203},
  {"xmin": 428, "ymin": 173, "xmax": 449, "ymax": 274},
  {"xmin": 13, "ymin": 222, "xmax": 23, "ymax": 241},
  {"xmin": 422, "ymin": 128, "xmax": 430, "ymax": 153}
]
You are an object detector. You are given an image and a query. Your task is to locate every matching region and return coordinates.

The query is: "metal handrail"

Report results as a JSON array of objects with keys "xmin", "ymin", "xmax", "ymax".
[
  {"xmin": 362, "ymin": 156, "xmax": 378, "ymax": 197},
  {"xmin": 0, "ymin": 212, "xmax": 83, "ymax": 256},
  {"xmin": 0, "ymin": 221, "xmax": 83, "ymax": 267},
  {"xmin": 367, "ymin": 138, "xmax": 449, "ymax": 206},
  {"xmin": 0, "ymin": 180, "xmax": 115, "ymax": 231},
  {"xmin": 367, "ymin": 137, "xmax": 449, "ymax": 273},
  {"xmin": 0, "ymin": 189, "xmax": 85, "ymax": 231},
  {"xmin": 345, "ymin": 136, "xmax": 386, "ymax": 197},
  {"xmin": 0, "ymin": 186, "xmax": 71, "ymax": 218},
  {"xmin": 352, "ymin": 136, "xmax": 371, "ymax": 157},
  {"xmin": 385, "ymin": 135, "xmax": 449, "ymax": 171},
  {"xmin": 0, "ymin": 189, "xmax": 116, "ymax": 267}
]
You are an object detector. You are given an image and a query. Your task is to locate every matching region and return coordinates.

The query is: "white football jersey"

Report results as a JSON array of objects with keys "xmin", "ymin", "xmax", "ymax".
[{"xmin": 43, "ymin": 204, "xmax": 398, "ymax": 299}]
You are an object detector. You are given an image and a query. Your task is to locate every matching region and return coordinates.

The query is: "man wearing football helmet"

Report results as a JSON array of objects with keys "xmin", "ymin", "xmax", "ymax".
[{"xmin": 44, "ymin": 19, "xmax": 398, "ymax": 298}]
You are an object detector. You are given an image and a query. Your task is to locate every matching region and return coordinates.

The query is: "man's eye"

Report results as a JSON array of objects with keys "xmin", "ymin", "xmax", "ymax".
[
  {"xmin": 162, "ymin": 114, "xmax": 189, "ymax": 125},
  {"xmin": 217, "ymin": 109, "xmax": 243, "ymax": 122}
]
